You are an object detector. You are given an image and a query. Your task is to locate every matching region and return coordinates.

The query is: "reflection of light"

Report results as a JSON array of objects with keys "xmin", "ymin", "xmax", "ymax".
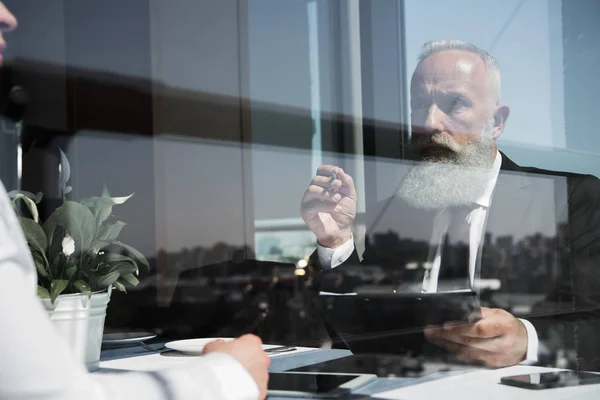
[
  {"xmin": 423, "ymin": 262, "xmax": 433, "ymax": 270},
  {"xmin": 405, "ymin": 262, "xmax": 418, "ymax": 270},
  {"xmin": 17, "ymin": 144, "xmax": 22, "ymax": 184},
  {"xmin": 476, "ymin": 279, "xmax": 501, "ymax": 291},
  {"xmin": 294, "ymin": 269, "xmax": 306, "ymax": 276},
  {"xmin": 297, "ymin": 259, "xmax": 308, "ymax": 268}
]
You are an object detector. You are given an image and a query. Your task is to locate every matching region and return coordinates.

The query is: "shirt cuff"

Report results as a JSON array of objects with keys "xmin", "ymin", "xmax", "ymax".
[
  {"xmin": 317, "ymin": 235, "xmax": 355, "ymax": 269},
  {"xmin": 195, "ymin": 352, "xmax": 259, "ymax": 400},
  {"xmin": 519, "ymin": 318, "xmax": 539, "ymax": 365}
]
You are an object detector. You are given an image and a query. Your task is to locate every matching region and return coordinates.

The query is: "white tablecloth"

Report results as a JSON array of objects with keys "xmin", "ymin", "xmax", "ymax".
[
  {"xmin": 376, "ymin": 365, "xmax": 600, "ymax": 400},
  {"xmin": 100, "ymin": 345, "xmax": 318, "ymax": 372}
]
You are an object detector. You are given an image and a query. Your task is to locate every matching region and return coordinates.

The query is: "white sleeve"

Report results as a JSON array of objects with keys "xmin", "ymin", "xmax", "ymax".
[
  {"xmin": 518, "ymin": 318, "xmax": 539, "ymax": 365},
  {"xmin": 95, "ymin": 352, "xmax": 259, "ymax": 400},
  {"xmin": 317, "ymin": 235, "xmax": 355, "ymax": 269},
  {"xmin": 0, "ymin": 254, "xmax": 260, "ymax": 400}
]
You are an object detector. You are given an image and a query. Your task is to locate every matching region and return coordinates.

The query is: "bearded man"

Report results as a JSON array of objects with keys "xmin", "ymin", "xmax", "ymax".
[{"xmin": 300, "ymin": 40, "xmax": 600, "ymax": 371}]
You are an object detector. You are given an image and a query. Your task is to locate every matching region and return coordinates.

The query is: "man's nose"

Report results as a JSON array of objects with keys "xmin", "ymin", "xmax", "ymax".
[
  {"xmin": 0, "ymin": 3, "xmax": 17, "ymax": 32},
  {"xmin": 422, "ymin": 104, "xmax": 445, "ymax": 134}
]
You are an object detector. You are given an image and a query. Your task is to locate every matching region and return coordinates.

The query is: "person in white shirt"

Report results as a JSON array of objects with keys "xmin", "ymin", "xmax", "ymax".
[
  {"xmin": 300, "ymin": 40, "xmax": 534, "ymax": 367},
  {"xmin": 0, "ymin": 3, "xmax": 269, "ymax": 399}
]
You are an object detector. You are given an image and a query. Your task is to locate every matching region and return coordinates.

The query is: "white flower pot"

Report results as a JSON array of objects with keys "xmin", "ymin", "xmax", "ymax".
[{"xmin": 41, "ymin": 286, "xmax": 112, "ymax": 371}]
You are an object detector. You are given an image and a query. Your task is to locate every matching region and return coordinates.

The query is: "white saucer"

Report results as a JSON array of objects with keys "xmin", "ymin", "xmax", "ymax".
[
  {"xmin": 164, "ymin": 338, "xmax": 235, "ymax": 354},
  {"xmin": 103, "ymin": 332, "xmax": 158, "ymax": 345}
]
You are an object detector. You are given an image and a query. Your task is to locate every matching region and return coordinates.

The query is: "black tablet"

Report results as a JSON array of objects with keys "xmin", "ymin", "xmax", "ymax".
[
  {"xmin": 316, "ymin": 290, "xmax": 481, "ymax": 356},
  {"xmin": 268, "ymin": 372, "xmax": 376, "ymax": 398}
]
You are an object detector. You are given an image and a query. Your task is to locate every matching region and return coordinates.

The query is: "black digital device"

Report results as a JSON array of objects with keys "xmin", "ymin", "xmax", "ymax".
[
  {"xmin": 316, "ymin": 290, "xmax": 481, "ymax": 357},
  {"xmin": 500, "ymin": 371, "xmax": 600, "ymax": 390},
  {"xmin": 267, "ymin": 372, "xmax": 376, "ymax": 398}
]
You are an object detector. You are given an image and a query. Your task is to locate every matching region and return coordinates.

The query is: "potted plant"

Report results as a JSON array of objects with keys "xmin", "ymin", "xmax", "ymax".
[{"xmin": 9, "ymin": 150, "xmax": 149, "ymax": 371}]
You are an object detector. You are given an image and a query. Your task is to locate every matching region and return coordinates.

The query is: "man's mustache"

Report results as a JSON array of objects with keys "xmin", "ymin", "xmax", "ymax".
[{"xmin": 410, "ymin": 133, "xmax": 462, "ymax": 155}]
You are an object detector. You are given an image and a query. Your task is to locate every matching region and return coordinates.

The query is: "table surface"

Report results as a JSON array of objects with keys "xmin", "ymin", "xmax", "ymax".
[{"xmin": 98, "ymin": 343, "xmax": 600, "ymax": 399}]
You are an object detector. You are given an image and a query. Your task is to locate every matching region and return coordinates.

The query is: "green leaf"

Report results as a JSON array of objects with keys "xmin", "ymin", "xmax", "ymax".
[
  {"xmin": 82, "ymin": 270, "xmax": 98, "ymax": 292},
  {"xmin": 112, "ymin": 241, "xmax": 150, "ymax": 270},
  {"xmin": 97, "ymin": 220, "xmax": 126, "ymax": 242},
  {"xmin": 50, "ymin": 279, "xmax": 69, "ymax": 304},
  {"xmin": 73, "ymin": 280, "xmax": 92, "ymax": 298},
  {"xmin": 109, "ymin": 193, "xmax": 134, "ymax": 205},
  {"xmin": 102, "ymin": 183, "xmax": 110, "ymax": 198},
  {"xmin": 19, "ymin": 217, "xmax": 48, "ymax": 254},
  {"xmin": 66, "ymin": 266, "xmax": 77, "ymax": 279},
  {"xmin": 8, "ymin": 190, "xmax": 39, "ymax": 202},
  {"xmin": 91, "ymin": 239, "xmax": 111, "ymax": 249},
  {"xmin": 81, "ymin": 192, "xmax": 133, "ymax": 229},
  {"xmin": 47, "ymin": 225, "xmax": 66, "ymax": 268},
  {"xmin": 37, "ymin": 286, "xmax": 50, "ymax": 299},
  {"xmin": 102, "ymin": 253, "xmax": 135, "ymax": 264},
  {"xmin": 97, "ymin": 271, "xmax": 120, "ymax": 288},
  {"xmin": 120, "ymin": 273, "xmax": 139, "ymax": 286},
  {"xmin": 80, "ymin": 197, "xmax": 97, "ymax": 209},
  {"xmin": 19, "ymin": 219, "xmax": 50, "ymax": 277},
  {"xmin": 94, "ymin": 199, "xmax": 114, "ymax": 228},
  {"xmin": 113, "ymin": 279, "xmax": 127, "ymax": 293},
  {"xmin": 43, "ymin": 201, "xmax": 96, "ymax": 252},
  {"xmin": 59, "ymin": 148, "xmax": 71, "ymax": 197},
  {"xmin": 12, "ymin": 194, "xmax": 40, "ymax": 223},
  {"xmin": 50, "ymin": 253, "xmax": 68, "ymax": 279},
  {"xmin": 105, "ymin": 261, "xmax": 138, "ymax": 277},
  {"xmin": 31, "ymin": 250, "xmax": 49, "ymax": 278}
]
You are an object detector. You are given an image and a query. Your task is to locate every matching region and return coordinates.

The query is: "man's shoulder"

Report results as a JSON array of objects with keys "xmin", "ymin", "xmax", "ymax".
[{"xmin": 500, "ymin": 153, "xmax": 600, "ymax": 201}]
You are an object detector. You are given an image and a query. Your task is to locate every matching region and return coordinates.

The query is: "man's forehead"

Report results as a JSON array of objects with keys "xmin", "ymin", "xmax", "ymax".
[{"xmin": 411, "ymin": 50, "xmax": 489, "ymax": 93}]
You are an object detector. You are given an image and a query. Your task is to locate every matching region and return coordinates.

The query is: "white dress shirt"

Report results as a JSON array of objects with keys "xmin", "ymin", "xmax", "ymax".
[
  {"xmin": 0, "ymin": 181, "xmax": 259, "ymax": 400},
  {"xmin": 317, "ymin": 152, "xmax": 539, "ymax": 364}
]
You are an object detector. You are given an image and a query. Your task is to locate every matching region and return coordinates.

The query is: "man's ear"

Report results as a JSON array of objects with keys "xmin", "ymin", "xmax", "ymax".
[{"xmin": 492, "ymin": 105, "xmax": 510, "ymax": 139}]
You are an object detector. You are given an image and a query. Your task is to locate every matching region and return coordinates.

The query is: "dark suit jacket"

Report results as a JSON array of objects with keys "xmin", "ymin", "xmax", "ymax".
[{"xmin": 308, "ymin": 153, "xmax": 600, "ymax": 371}]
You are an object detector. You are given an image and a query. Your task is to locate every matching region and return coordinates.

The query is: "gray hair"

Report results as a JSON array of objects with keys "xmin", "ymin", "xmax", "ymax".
[{"xmin": 417, "ymin": 40, "xmax": 501, "ymax": 104}]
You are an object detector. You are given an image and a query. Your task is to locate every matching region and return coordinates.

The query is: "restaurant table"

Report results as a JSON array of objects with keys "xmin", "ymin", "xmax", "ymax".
[{"xmin": 98, "ymin": 344, "xmax": 600, "ymax": 399}]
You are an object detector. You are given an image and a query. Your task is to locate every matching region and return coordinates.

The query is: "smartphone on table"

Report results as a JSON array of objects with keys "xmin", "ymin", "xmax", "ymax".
[{"xmin": 500, "ymin": 371, "xmax": 600, "ymax": 390}]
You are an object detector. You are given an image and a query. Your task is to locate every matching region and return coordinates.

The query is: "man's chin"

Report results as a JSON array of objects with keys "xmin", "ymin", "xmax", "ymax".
[{"xmin": 419, "ymin": 150, "xmax": 460, "ymax": 164}]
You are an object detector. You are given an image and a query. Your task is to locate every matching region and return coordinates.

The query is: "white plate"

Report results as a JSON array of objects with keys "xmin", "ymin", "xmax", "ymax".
[
  {"xmin": 164, "ymin": 338, "xmax": 235, "ymax": 354},
  {"xmin": 102, "ymin": 332, "xmax": 158, "ymax": 345}
]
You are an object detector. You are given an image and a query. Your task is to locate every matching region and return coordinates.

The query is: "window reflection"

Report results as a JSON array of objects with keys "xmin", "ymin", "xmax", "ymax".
[{"xmin": 3, "ymin": 0, "xmax": 600, "ymax": 389}]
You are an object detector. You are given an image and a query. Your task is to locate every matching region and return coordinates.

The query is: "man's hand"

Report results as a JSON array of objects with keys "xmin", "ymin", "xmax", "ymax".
[
  {"xmin": 424, "ymin": 307, "xmax": 528, "ymax": 367},
  {"xmin": 300, "ymin": 165, "xmax": 357, "ymax": 248},
  {"xmin": 204, "ymin": 334, "xmax": 270, "ymax": 399}
]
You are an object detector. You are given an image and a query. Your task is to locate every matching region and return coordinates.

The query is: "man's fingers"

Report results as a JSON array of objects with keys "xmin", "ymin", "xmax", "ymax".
[
  {"xmin": 428, "ymin": 337, "xmax": 491, "ymax": 364},
  {"xmin": 301, "ymin": 199, "xmax": 343, "ymax": 216},
  {"xmin": 315, "ymin": 165, "xmax": 342, "ymax": 177},
  {"xmin": 434, "ymin": 328, "xmax": 504, "ymax": 351},
  {"xmin": 313, "ymin": 166, "xmax": 356, "ymax": 197},
  {"xmin": 336, "ymin": 170, "xmax": 356, "ymax": 197},
  {"xmin": 237, "ymin": 334, "xmax": 263, "ymax": 345},
  {"xmin": 203, "ymin": 339, "xmax": 226, "ymax": 353},
  {"xmin": 310, "ymin": 176, "xmax": 344, "ymax": 192},
  {"xmin": 427, "ymin": 322, "xmax": 503, "ymax": 350},
  {"xmin": 302, "ymin": 186, "xmax": 344, "ymax": 204},
  {"xmin": 443, "ymin": 317, "xmax": 504, "ymax": 338}
]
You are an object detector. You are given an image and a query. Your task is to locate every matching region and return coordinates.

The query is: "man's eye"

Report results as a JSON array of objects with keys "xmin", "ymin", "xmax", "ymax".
[{"xmin": 449, "ymin": 98, "xmax": 465, "ymax": 111}]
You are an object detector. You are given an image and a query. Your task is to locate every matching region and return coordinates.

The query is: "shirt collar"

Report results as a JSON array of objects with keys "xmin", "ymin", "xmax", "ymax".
[{"xmin": 475, "ymin": 150, "xmax": 502, "ymax": 208}]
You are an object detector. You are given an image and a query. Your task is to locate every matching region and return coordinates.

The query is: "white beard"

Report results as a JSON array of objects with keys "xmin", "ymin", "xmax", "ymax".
[{"xmin": 397, "ymin": 117, "xmax": 496, "ymax": 210}]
